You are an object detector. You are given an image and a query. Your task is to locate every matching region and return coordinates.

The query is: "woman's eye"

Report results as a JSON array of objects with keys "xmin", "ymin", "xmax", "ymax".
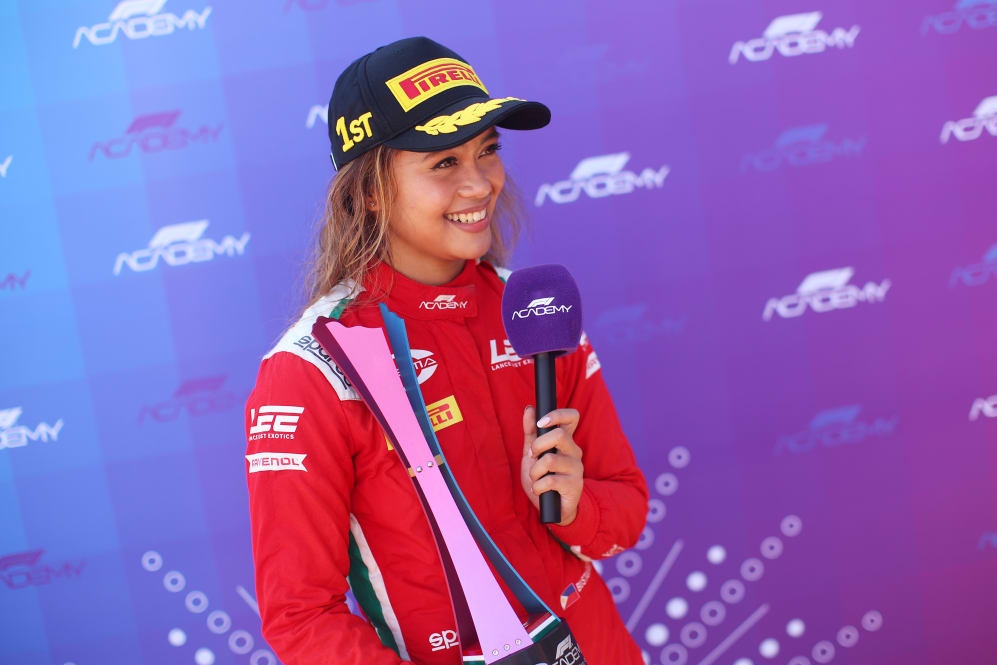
[
  {"xmin": 433, "ymin": 156, "xmax": 457, "ymax": 169},
  {"xmin": 482, "ymin": 142, "xmax": 502, "ymax": 156}
]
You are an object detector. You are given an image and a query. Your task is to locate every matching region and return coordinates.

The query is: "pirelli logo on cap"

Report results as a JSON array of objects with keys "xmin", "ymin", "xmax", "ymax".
[
  {"xmin": 426, "ymin": 395, "xmax": 463, "ymax": 432},
  {"xmin": 386, "ymin": 58, "xmax": 488, "ymax": 112}
]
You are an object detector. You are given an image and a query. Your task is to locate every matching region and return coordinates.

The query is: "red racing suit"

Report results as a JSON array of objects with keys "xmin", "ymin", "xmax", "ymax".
[{"xmin": 245, "ymin": 259, "xmax": 648, "ymax": 665}]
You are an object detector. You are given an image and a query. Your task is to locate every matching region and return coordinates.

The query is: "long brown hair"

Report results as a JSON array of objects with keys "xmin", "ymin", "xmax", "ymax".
[{"xmin": 300, "ymin": 143, "xmax": 525, "ymax": 314}]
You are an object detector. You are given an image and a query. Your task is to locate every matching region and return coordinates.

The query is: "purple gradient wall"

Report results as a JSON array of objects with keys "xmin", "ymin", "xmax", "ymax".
[{"xmin": 2, "ymin": 0, "xmax": 996, "ymax": 664}]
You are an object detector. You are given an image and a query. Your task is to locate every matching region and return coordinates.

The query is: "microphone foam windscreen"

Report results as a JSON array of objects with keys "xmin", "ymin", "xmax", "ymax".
[{"xmin": 501, "ymin": 264, "xmax": 583, "ymax": 357}]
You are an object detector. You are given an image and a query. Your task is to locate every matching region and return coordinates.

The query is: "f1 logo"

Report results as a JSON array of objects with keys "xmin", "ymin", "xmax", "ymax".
[
  {"xmin": 250, "ymin": 405, "xmax": 304, "ymax": 434},
  {"xmin": 429, "ymin": 629, "xmax": 458, "ymax": 651}
]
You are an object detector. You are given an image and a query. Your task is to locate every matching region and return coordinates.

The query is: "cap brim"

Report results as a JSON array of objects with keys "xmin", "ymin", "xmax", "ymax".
[{"xmin": 383, "ymin": 96, "xmax": 550, "ymax": 153}]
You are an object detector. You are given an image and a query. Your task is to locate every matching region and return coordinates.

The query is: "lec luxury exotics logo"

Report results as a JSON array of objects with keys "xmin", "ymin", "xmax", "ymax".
[
  {"xmin": 74, "ymin": 0, "xmax": 212, "ymax": 48},
  {"xmin": 741, "ymin": 124, "xmax": 866, "ymax": 172},
  {"xmin": 775, "ymin": 405, "xmax": 898, "ymax": 456},
  {"xmin": 249, "ymin": 406, "xmax": 304, "ymax": 440},
  {"xmin": 0, "ymin": 407, "xmax": 64, "ymax": 450},
  {"xmin": 535, "ymin": 152, "xmax": 669, "ymax": 206},
  {"xmin": 762, "ymin": 267, "xmax": 890, "ymax": 321},
  {"xmin": 113, "ymin": 220, "xmax": 250, "ymax": 275},
  {"xmin": 940, "ymin": 96, "xmax": 997, "ymax": 144},
  {"xmin": 90, "ymin": 110, "xmax": 223, "ymax": 161},
  {"xmin": 922, "ymin": 0, "xmax": 997, "ymax": 36},
  {"xmin": 729, "ymin": 11, "xmax": 861, "ymax": 64}
]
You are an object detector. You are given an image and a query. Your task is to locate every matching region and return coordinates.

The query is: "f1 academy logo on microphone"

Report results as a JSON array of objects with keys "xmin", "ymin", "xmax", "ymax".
[
  {"xmin": 729, "ymin": 11, "xmax": 861, "ymax": 64},
  {"xmin": 762, "ymin": 267, "xmax": 891, "ymax": 321},
  {"xmin": 113, "ymin": 220, "xmax": 250, "ymax": 275},
  {"xmin": 512, "ymin": 297, "xmax": 573, "ymax": 319},
  {"xmin": 74, "ymin": 0, "xmax": 212, "ymax": 48}
]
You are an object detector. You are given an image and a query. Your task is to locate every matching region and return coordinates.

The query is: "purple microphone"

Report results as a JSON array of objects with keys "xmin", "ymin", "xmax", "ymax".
[{"xmin": 501, "ymin": 264, "xmax": 583, "ymax": 524}]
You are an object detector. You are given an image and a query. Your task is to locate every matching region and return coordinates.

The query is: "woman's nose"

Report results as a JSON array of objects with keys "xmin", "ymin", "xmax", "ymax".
[{"xmin": 457, "ymin": 161, "xmax": 493, "ymax": 198}]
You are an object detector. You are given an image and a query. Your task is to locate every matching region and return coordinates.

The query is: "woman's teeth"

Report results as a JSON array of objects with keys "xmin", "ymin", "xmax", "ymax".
[{"xmin": 445, "ymin": 209, "xmax": 487, "ymax": 224}]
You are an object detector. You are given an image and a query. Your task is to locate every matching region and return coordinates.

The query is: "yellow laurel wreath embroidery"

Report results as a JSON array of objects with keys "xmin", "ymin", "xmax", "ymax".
[{"xmin": 415, "ymin": 97, "xmax": 524, "ymax": 135}]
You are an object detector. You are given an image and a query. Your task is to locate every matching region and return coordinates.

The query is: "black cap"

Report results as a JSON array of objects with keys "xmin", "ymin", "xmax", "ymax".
[{"xmin": 327, "ymin": 36, "xmax": 550, "ymax": 169}]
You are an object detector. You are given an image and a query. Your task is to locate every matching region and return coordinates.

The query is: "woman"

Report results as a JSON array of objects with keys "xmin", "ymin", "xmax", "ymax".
[{"xmin": 245, "ymin": 36, "xmax": 648, "ymax": 664}]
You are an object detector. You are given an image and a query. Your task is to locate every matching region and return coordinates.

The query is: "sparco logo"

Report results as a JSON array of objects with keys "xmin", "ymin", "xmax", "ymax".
[
  {"xmin": 429, "ymin": 629, "xmax": 458, "ymax": 651},
  {"xmin": 419, "ymin": 294, "xmax": 468, "ymax": 310},
  {"xmin": 534, "ymin": 152, "xmax": 668, "ymax": 206},
  {"xmin": 139, "ymin": 375, "xmax": 237, "ymax": 423},
  {"xmin": 1, "ymin": 271, "xmax": 30, "ymax": 291},
  {"xmin": 89, "ymin": 110, "xmax": 223, "ymax": 161},
  {"xmin": 950, "ymin": 244, "xmax": 997, "ymax": 287},
  {"xmin": 513, "ymin": 297, "xmax": 573, "ymax": 319},
  {"xmin": 113, "ymin": 220, "xmax": 250, "ymax": 275},
  {"xmin": 775, "ymin": 405, "xmax": 898, "ymax": 456},
  {"xmin": 249, "ymin": 406, "xmax": 304, "ymax": 440},
  {"xmin": 0, "ymin": 407, "xmax": 64, "ymax": 450},
  {"xmin": 553, "ymin": 634, "xmax": 582, "ymax": 665},
  {"xmin": 74, "ymin": 0, "xmax": 212, "ymax": 48},
  {"xmin": 741, "ymin": 124, "xmax": 866, "ymax": 172},
  {"xmin": 0, "ymin": 550, "xmax": 85, "ymax": 590},
  {"xmin": 729, "ymin": 11, "xmax": 860, "ymax": 64},
  {"xmin": 940, "ymin": 96, "xmax": 997, "ymax": 144},
  {"xmin": 922, "ymin": 0, "xmax": 997, "ymax": 36},
  {"xmin": 969, "ymin": 394, "xmax": 997, "ymax": 420},
  {"xmin": 293, "ymin": 335, "xmax": 352, "ymax": 392},
  {"xmin": 0, "ymin": 155, "xmax": 11, "ymax": 178},
  {"xmin": 762, "ymin": 267, "xmax": 890, "ymax": 321}
]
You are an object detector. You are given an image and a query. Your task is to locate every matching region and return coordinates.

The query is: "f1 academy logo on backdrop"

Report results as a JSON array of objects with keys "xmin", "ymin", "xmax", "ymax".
[
  {"xmin": 922, "ymin": 0, "xmax": 997, "ymax": 36},
  {"xmin": 0, "ymin": 550, "xmax": 85, "ymax": 590},
  {"xmin": 969, "ymin": 394, "xmax": 997, "ymax": 420},
  {"xmin": 940, "ymin": 96, "xmax": 997, "ymax": 144},
  {"xmin": 139, "ymin": 375, "xmax": 237, "ymax": 423},
  {"xmin": 113, "ymin": 220, "xmax": 250, "ymax": 275},
  {"xmin": 534, "ymin": 152, "xmax": 669, "ymax": 206},
  {"xmin": 741, "ymin": 124, "xmax": 866, "ymax": 172},
  {"xmin": 0, "ymin": 155, "xmax": 11, "ymax": 178},
  {"xmin": 775, "ymin": 405, "xmax": 898, "ymax": 455},
  {"xmin": 950, "ymin": 244, "xmax": 997, "ymax": 287},
  {"xmin": 74, "ymin": 0, "xmax": 212, "ymax": 48},
  {"xmin": 306, "ymin": 105, "xmax": 328, "ymax": 129},
  {"xmin": 0, "ymin": 407, "xmax": 63, "ymax": 450},
  {"xmin": 90, "ymin": 111, "xmax": 223, "ymax": 160},
  {"xmin": 1, "ymin": 271, "xmax": 30, "ymax": 291},
  {"xmin": 729, "ymin": 11, "xmax": 861, "ymax": 64},
  {"xmin": 594, "ymin": 304, "xmax": 686, "ymax": 346},
  {"xmin": 762, "ymin": 267, "xmax": 891, "ymax": 321}
]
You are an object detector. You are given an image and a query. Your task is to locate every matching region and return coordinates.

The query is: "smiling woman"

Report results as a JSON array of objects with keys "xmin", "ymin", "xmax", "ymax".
[
  {"xmin": 302, "ymin": 127, "xmax": 524, "ymax": 312},
  {"xmin": 244, "ymin": 35, "xmax": 648, "ymax": 665}
]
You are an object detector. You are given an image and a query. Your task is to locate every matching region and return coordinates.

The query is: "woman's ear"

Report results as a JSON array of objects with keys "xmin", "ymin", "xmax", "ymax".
[{"xmin": 366, "ymin": 196, "xmax": 378, "ymax": 212}]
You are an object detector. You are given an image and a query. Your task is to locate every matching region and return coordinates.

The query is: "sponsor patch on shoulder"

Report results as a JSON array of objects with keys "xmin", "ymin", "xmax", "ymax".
[
  {"xmin": 246, "ymin": 452, "xmax": 307, "ymax": 473},
  {"xmin": 585, "ymin": 351, "xmax": 601, "ymax": 379}
]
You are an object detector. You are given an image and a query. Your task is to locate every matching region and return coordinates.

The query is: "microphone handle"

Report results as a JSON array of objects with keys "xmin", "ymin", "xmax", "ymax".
[{"xmin": 533, "ymin": 352, "xmax": 561, "ymax": 525}]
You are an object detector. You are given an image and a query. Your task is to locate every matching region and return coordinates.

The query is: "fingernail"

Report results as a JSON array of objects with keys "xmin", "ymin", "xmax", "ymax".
[{"xmin": 537, "ymin": 416, "xmax": 550, "ymax": 428}]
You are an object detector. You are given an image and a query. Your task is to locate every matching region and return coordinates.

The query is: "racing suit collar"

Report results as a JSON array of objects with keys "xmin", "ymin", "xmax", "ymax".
[{"xmin": 368, "ymin": 260, "xmax": 479, "ymax": 320}]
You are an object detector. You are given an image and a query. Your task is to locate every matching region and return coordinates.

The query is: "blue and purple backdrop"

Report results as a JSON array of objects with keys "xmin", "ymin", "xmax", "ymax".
[{"xmin": 2, "ymin": 0, "xmax": 996, "ymax": 664}]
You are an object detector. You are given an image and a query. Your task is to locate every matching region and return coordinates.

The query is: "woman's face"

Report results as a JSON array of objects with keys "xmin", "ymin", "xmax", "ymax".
[{"xmin": 385, "ymin": 128, "xmax": 505, "ymax": 285}]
